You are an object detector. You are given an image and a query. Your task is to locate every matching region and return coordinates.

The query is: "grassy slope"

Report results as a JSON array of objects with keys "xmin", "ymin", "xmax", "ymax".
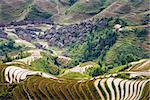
[
  {"xmin": 60, "ymin": 72, "xmax": 91, "ymax": 79},
  {"xmin": 58, "ymin": 0, "xmax": 106, "ymax": 23},
  {"xmin": 0, "ymin": 0, "xmax": 34, "ymax": 23},
  {"xmin": 0, "ymin": 0, "xmax": 149, "ymax": 24},
  {"xmin": 104, "ymin": 30, "xmax": 146, "ymax": 66},
  {"xmin": 25, "ymin": 5, "xmax": 52, "ymax": 20}
]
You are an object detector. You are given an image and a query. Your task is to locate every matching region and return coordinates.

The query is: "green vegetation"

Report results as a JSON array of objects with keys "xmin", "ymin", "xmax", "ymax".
[
  {"xmin": 85, "ymin": 66, "xmax": 104, "ymax": 77},
  {"xmin": 65, "ymin": 17, "xmax": 149, "ymax": 76},
  {"xmin": 25, "ymin": 5, "xmax": 52, "ymax": 20},
  {"xmin": 60, "ymin": 72, "xmax": 91, "ymax": 79},
  {"xmin": 0, "ymin": 64, "xmax": 149, "ymax": 99},
  {"xmin": 31, "ymin": 52, "xmax": 59, "ymax": 75},
  {"xmin": 2, "ymin": 51, "xmax": 30, "ymax": 63},
  {"xmin": 115, "ymin": 73, "xmax": 130, "ymax": 79},
  {"xmin": 79, "ymin": 61, "xmax": 99, "ymax": 67},
  {"xmin": 0, "ymin": 0, "xmax": 33, "ymax": 22},
  {"xmin": 107, "ymin": 65, "xmax": 127, "ymax": 74},
  {"xmin": 68, "ymin": 25, "xmax": 117, "ymax": 66},
  {"xmin": 65, "ymin": 0, "xmax": 102, "ymax": 14},
  {"xmin": 104, "ymin": 29, "xmax": 148, "ymax": 68},
  {"xmin": 65, "ymin": 0, "xmax": 117, "ymax": 15},
  {"xmin": 0, "ymin": 39, "xmax": 22, "ymax": 56},
  {"xmin": 67, "ymin": 18, "xmax": 128, "ymax": 66}
]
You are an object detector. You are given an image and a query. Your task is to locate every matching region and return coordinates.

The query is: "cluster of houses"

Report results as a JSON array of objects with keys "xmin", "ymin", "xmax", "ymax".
[
  {"xmin": 41, "ymin": 19, "xmax": 108, "ymax": 47},
  {"xmin": 0, "ymin": 18, "xmax": 111, "ymax": 49}
]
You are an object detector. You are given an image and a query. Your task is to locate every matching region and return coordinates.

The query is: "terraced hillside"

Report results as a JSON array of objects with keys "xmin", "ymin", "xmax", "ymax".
[
  {"xmin": 0, "ymin": 64, "xmax": 149, "ymax": 99},
  {"xmin": 128, "ymin": 59, "xmax": 150, "ymax": 71}
]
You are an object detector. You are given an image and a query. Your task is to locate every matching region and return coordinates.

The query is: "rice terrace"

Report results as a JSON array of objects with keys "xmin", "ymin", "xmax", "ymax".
[{"xmin": 0, "ymin": 0, "xmax": 150, "ymax": 100}]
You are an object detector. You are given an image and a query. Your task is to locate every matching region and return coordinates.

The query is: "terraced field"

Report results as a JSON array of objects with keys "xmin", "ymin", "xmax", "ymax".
[
  {"xmin": 128, "ymin": 59, "xmax": 150, "ymax": 71},
  {"xmin": 0, "ymin": 64, "xmax": 149, "ymax": 100}
]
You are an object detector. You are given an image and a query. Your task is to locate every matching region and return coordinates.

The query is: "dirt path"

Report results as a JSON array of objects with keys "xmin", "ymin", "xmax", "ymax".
[
  {"xmin": 16, "ymin": 49, "xmax": 42, "ymax": 65},
  {"xmin": 61, "ymin": 65, "xmax": 93, "ymax": 76}
]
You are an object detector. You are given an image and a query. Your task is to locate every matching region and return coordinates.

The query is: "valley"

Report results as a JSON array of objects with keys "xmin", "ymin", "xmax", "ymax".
[{"xmin": 0, "ymin": 0, "xmax": 150, "ymax": 99}]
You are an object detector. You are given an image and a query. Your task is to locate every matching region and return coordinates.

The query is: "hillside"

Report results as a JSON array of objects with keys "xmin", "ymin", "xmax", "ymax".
[
  {"xmin": 0, "ymin": 0, "xmax": 149, "ymax": 24},
  {"xmin": 0, "ymin": 0, "xmax": 34, "ymax": 23},
  {"xmin": 0, "ymin": 0, "xmax": 150, "ymax": 99},
  {"xmin": 0, "ymin": 63, "xmax": 149, "ymax": 99}
]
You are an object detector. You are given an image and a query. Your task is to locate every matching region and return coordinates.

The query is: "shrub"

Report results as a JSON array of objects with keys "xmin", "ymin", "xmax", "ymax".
[{"xmin": 85, "ymin": 66, "xmax": 104, "ymax": 77}]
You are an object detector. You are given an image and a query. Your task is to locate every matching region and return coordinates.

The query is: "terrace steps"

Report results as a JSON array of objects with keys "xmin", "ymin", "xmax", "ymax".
[
  {"xmin": 70, "ymin": 80, "xmax": 81, "ymax": 99},
  {"xmin": 66, "ymin": 80, "xmax": 78, "ymax": 99},
  {"xmin": 81, "ymin": 80, "xmax": 94, "ymax": 100},
  {"xmin": 46, "ymin": 80, "xmax": 60, "ymax": 100},
  {"xmin": 0, "ymin": 65, "xmax": 150, "ymax": 99},
  {"xmin": 59, "ymin": 82, "xmax": 73, "ymax": 100},
  {"xmin": 38, "ymin": 79, "xmax": 51, "ymax": 99},
  {"xmin": 26, "ymin": 76, "xmax": 40, "ymax": 99}
]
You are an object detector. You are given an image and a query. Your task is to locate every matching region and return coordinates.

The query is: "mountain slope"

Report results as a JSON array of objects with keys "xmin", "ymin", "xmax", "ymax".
[
  {"xmin": 0, "ymin": 64, "xmax": 149, "ymax": 99},
  {"xmin": 0, "ymin": 0, "xmax": 34, "ymax": 23},
  {"xmin": 0, "ymin": 0, "xmax": 149, "ymax": 24}
]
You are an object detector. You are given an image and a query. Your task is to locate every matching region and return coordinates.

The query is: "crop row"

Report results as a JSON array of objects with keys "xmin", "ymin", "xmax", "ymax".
[{"xmin": 0, "ymin": 65, "xmax": 149, "ymax": 100}]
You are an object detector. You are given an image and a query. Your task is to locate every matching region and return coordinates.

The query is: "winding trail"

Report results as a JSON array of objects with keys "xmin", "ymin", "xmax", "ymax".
[{"xmin": 14, "ymin": 49, "xmax": 42, "ymax": 65}]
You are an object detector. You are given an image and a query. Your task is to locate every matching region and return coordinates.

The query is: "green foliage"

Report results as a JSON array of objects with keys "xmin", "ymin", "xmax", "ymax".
[
  {"xmin": 68, "ymin": 27, "xmax": 117, "ymax": 66},
  {"xmin": 108, "ymin": 65, "xmax": 127, "ymax": 74},
  {"xmin": 0, "ymin": 39, "xmax": 22, "ymax": 56},
  {"xmin": 68, "ymin": 0, "xmax": 77, "ymax": 5},
  {"xmin": 85, "ymin": 66, "xmax": 104, "ymax": 77},
  {"xmin": 61, "ymin": 72, "xmax": 91, "ymax": 79},
  {"xmin": 31, "ymin": 53, "xmax": 59, "ymax": 75},
  {"xmin": 107, "ymin": 17, "xmax": 129, "ymax": 27},
  {"xmin": 106, "ymin": 43, "xmax": 144, "ymax": 66},
  {"xmin": 31, "ymin": 58, "xmax": 49, "ymax": 72},
  {"xmin": 104, "ymin": 28, "xmax": 148, "ymax": 69},
  {"xmin": 79, "ymin": 61, "xmax": 99, "ymax": 67},
  {"xmin": 2, "ymin": 53, "xmax": 12, "ymax": 63},
  {"xmin": 65, "ymin": 0, "xmax": 105, "ymax": 14},
  {"xmin": 115, "ymin": 73, "xmax": 130, "ymax": 79},
  {"xmin": 2, "ymin": 51, "xmax": 30, "ymax": 63},
  {"xmin": 134, "ymin": 29, "xmax": 149, "ymax": 38},
  {"xmin": 25, "ymin": 5, "xmax": 52, "ymax": 20}
]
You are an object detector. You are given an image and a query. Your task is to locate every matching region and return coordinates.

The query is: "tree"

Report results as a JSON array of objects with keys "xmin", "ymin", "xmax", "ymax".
[
  {"xmin": 7, "ymin": 39, "xmax": 15, "ymax": 49},
  {"xmin": 85, "ymin": 66, "xmax": 104, "ymax": 77}
]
